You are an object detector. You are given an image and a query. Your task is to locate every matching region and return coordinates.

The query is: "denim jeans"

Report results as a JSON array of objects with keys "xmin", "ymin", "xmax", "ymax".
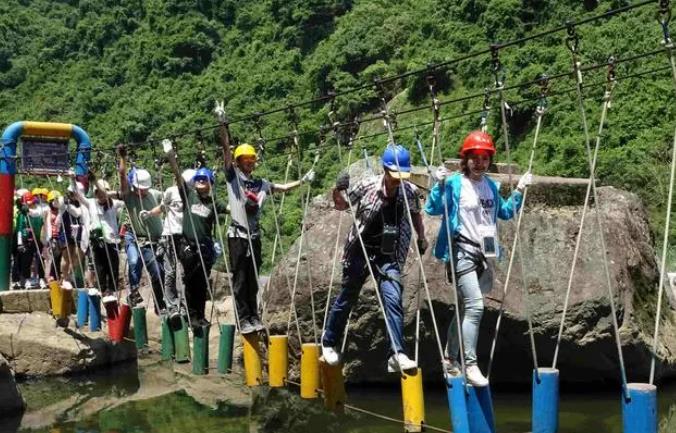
[
  {"xmin": 323, "ymin": 248, "xmax": 406, "ymax": 354},
  {"xmin": 125, "ymin": 231, "xmax": 165, "ymax": 311},
  {"xmin": 162, "ymin": 235, "xmax": 181, "ymax": 311},
  {"xmin": 445, "ymin": 248, "xmax": 490, "ymax": 365}
]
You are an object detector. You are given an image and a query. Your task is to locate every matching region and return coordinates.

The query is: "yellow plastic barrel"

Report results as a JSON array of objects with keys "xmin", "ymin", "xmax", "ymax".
[
  {"xmin": 401, "ymin": 368, "xmax": 425, "ymax": 432},
  {"xmin": 300, "ymin": 343, "xmax": 320, "ymax": 399},
  {"xmin": 49, "ymin": 281, "xmax": 66, "ymax": 319},
  {"xmin": 320, "ymin": 360, "xmax": 346, "ymax": 412},
  {"xmin": 268, "ymin": 335, "xmax": 288, "ymax": 387},
  {"xmin": 242, "ymin": 333, "xmax": 263, "ymax": 386}
]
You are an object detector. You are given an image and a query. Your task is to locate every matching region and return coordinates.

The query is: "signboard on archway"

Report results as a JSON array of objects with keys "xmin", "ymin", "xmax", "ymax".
[{"xmin": 0, "ymin": 121, "xmax": 91, "ymax": 291}]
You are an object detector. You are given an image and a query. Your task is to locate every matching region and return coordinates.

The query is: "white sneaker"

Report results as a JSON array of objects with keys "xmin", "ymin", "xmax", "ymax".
[
  {"xmin": 88, "ymin": 288, "xmax": 100, "ymax": 297},
  {"xmin": 61, "ymin": 281, "xmax": 73, "ymax": 291},
  {"xmin": 443, "ymin": 358, "xmax": 462, "ymax": 378},
  {"xmin": 102, "ymin": 294, "xmax": 117, "ymax": 304},
  {"xmin": 387, "ymin": 353, "xmax": 417, "ymax": 373},
  {"xmin": 39, "ymin": 278, "xmax": 47, "ymax": 289},
  {"xmin": 465, "ymin": 365, "xmax": 489, "ymax": 387},
  {"xmin": 321, "ymin": 344, "xmax": 341, "ymax": 366}
]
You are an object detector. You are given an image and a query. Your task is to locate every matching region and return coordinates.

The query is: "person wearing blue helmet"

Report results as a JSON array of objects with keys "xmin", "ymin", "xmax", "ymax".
[
  {"xmin": 163, "ymin": 140, "xmax": 227, "ymax": 326},
  {"xmin": 322, "ymin": 143, "xmax": 428, "ymax": 373}
]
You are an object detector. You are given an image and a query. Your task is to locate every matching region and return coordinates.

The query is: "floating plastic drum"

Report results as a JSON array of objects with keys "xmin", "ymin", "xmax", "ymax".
[
  {"xmin": 466, "ymin": 384, "xmax": 496, "ymax": 433},
  {"xmin": 87, "ymin": 290, "xmax": 101, "ymax": 331},
  {"xmin": 192, "ymin": 322, "xmax": 210, "ymax": 375},
  {"xmin": 401, "ymin": 368, "xmax": 425, "ymax": 432},
  {"xmin": 160, "ymin": 317, "xmax": 174, "ymax": 361},
  {"xmin": 173, "ymin": 316, "xmax": 190, "ymax": 363},
  {"xmin": 76, "ymin": 289, "xmax": 88, "ymax": 328},
  {"xmin": 532, "ymin": 367, "xmax": 559, "ymax": 433},
  {"xmin": 242, "ymin": 333, "xmax": 263, "ymax": 386},
  {"xmin": 320, "ymin": 361, "xmax": 346, "ymax": 413},
  {"xmin": 446, "ymin": 375, "xmax": 470, "ymax": 433},
  {"xmin": 300, "ymin": 343, "xmax": 320, "ymax": 399},
  {"xmin": 268, "ymin": 335, "xmax": 288, "ymax": 387},
  {"xmin": 217, "ymin": 324, "xmax": 235, "ymax": 373},
  {"xmin": 109, "ymin": 303, "xmax": 131, "ymax": 344},
  {"xmin": 131, "ymin": 306, "xmax": 147, "ymax": 349},
  {"xmin": 622, "ymin": 383, "xmax": 657, "ymax": 433},
  {"xmin": 49, "ymin": 281, "xmax": 65, "ymax": 318}
]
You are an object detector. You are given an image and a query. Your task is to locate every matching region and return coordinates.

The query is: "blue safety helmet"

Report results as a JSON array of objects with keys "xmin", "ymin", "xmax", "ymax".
[
  {"xmin": 381, "ymin": 144, "xmax": 411, "ymax": 179},
  {"xmin": 193, "ymin": 167, "xmax": 215, "ymax": 185}
]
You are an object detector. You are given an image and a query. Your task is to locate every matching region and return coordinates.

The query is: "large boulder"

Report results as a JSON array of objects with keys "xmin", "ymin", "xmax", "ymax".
[
  {"xmin": 264, "ymin": 173, "xmax": 676, "ymax": 385},
  {"xmin": 0, "ymin": 312, "xmax": 136, "ymax": 377},
  {"xmin": 0, "ymin": 354, "xmax": 24, "ymax": 417}
]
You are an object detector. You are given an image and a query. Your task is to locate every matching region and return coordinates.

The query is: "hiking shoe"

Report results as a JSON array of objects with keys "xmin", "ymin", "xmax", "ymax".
[
  {"xmin": 465, "ymin": 365, "xmax": 489, "ymax": 387},
  {"xmin": 88, "ymin": 288, "xmax": 100, "ymax": 297},
  {"xmin": 61, "ymin": 281, "xmax": 73, "ymax": 291},
  {"xmin": 250, "ymin": 317, "xmax": 265, "ymax": 332},
  {"xmin": 11, "ymin": 282, "xmax": 21, "ymax": 290},
  {"xmin": 168, "ymin": 307, "xmax": 181, "ymax": 322},
  {"xmin": 102, "ymin": 291, "xmax": 117, "ymax": 304},
  {"xmin": 321, "ymin": 344, "xmax": 341, "ymax": 366},
  {"xmin": 387, "ymin": 352, "xmax": 417, "ymax": 373},
  {"xmin": 39, "ymin": 278, "xmax": 47, "ymax": 289},
  {"xmin": 239, "ymin": 319, "xmax": 256, "ymax": 335},
  {"xmin": 127, "ymin": 290, "xmax": 143, "ymax": 307},
  {"xmin": 443, "ymin": 358, "xmax": 462, "ymax": 378}
]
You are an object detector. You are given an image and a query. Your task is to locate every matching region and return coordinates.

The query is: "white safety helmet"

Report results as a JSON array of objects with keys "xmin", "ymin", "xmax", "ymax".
[
  {"xmin": 67, "ymin": 182, "xmax": 85, "ymax": 195},
  {"xmin": 131, "ymin": 169, "xmax": 152, "ymax": 190},
  {"xmin": 95, "ymin": 180, "xmax": 110, "ymax": 192},
  {"xmin": 182, "ymin": 169, "xmax": 196, "ymax": 185},
  {"xmin": 15, "ymin": 188, "xmax": 28, "ymax": 199}
]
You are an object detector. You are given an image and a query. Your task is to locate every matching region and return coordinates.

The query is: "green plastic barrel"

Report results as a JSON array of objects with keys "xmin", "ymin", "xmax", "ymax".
[
  {"xmin": 217, "ymin": 324, "xmax": 236, "ymax": 374},
  {"xmin": 132, "ymin": 306, "xmax": 147, "ymax": 350},
  {"xmin": 192, "ymin": 323, "xmax": 210, "ymax": 375}
]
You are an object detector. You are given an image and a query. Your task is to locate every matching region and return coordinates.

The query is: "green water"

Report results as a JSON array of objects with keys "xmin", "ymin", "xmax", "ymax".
[{"xmin": 3, "ymin": 363, "xmax": 675, "ymax": 433}]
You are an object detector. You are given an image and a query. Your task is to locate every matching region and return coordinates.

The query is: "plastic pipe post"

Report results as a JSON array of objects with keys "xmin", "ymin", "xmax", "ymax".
[
  {"xmin": 49, "ymin": 281, "xmax": 65, "ymax": 318},
  {"xmin": 446, "ymin": 375, "xmax": 470, "ymax": 433},
  {"xmin": 192, "ymin": 322, "xmax": 210, "ymax": 375},
  {"xmin": 467, "ymin": 384, "xmax": 496, "ymax": 433},
  {"xmin": 300, "ymin": 343, "xmax": 320, "ymax": 399},
  {"xmin": 268, "ymin": 335, "xmax": 288, "ymax": 387},
  {"xmin": 401, "ymin": 368, "xmax": 425, "ymax": 432},
  {"xmin": 320, "ymin": 361, "xmax": 346, "ymax": 413},
  {"xmin": 131, "ymin": 306, "xmax": 147, "ymax": 350},
  {"xmin": 242, "ymin": 333, "xmax": 263, "ymax": 386},
  {"xmin": 532, "ymin": 368, "xmax": 559, "ymax": 433},
  {"xmin": 217, "ymin": 324, "xmax": 235, "ymax": 373},
  {"xmin": 76, "ymin": 289, "xmax": 88, "ymax": 328},
  {"xmin": 87, "ymin": 292, "xmax": 101, "ymax": 331},
  {"xmin": 160, "ymin": 317, "xmax": 174, "ymax": 361},
  {"xmin": 109, "ymin": 303, "xmax": 132, "ymax": 344},
  {"xmin": 622, "ymin": 383, "xmax": 657, "ymax": 433},
  {"xmin": 173, "ymin": 316, "xmax": 190, "ymax": 363}
]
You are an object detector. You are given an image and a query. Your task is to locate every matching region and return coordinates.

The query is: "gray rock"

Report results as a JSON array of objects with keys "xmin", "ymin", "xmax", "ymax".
[
  {"xmin": 0, "ymin": 354, "xmax": 24, "ymax": 417},
  {"xmin": 264, "ymin": 175, "xmax": 676, "ymax": 385},
  {"xmin": 0, "ymin": 289, "xmax": 53, "ymax": 314}
]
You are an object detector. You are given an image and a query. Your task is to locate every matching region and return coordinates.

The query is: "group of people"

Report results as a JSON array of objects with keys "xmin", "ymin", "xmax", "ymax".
[{"xmin": 10, "ymin": 100, "xmax": 533, "ymax": 387}]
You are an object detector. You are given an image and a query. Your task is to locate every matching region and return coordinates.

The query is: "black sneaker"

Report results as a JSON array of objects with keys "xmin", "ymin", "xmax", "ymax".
[
  {"xmin": 250, "ymin": 317, "xmax": 265, "ymax": 332},
  {"xmin": 127, "ymin": 290, "xmax": 144, "ymax": 307}
]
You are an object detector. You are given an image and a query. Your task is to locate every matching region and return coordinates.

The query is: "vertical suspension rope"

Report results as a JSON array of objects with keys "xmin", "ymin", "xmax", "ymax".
[{"xmin": 650, "ymin": 0, "xmax": 676, "ymax": 385}]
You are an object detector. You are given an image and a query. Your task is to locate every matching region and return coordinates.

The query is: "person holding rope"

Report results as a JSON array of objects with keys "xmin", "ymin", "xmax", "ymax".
[
  {"xmin": 29, "ymin": 188, "xmax": 48, "ymax": 288},
  {"xmin": 425, "ymin": 130, "xmax": 531, "ymax": 386},
  {"xmin": 322, "ymin": 144, "xmax": 426, "ymax": 373},
  {"xmin": 15, "ymin": 191, "xmax": 38, "ymax": 289},
  {"xmin": 214, "ymin": 101, "xmax": 315, "ymax": 334},
  {"xmin": 144, "ymin": 167, "xmax": 196, "ymax": 321},
  {"xmin": 163, "ymin": 140, "xmax": 223, "ymax": 326},
  {"xmin": 59, "ymin": 181, "xmax": 89, "ymax": 290},
  {"xmin": 40, "ymin": 190, "xmax": 65, "ymax": 283},
  {"xmin": 116, "ymin": 145, "xmax": 165, "ymax": 310}
]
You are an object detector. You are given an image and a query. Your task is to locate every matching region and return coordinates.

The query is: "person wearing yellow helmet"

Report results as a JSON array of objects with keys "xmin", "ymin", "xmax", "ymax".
[{"xmin": 215, "ymin": 101, "xmax": 316, "ymax": 334}]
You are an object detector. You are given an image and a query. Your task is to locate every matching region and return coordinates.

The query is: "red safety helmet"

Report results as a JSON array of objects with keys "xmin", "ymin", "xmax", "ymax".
[
  {"xmin": 21, "ymin": 192, "xmax": 35, "ymax": 205},
  {"xmin": 459, "ymin": 130, "xmax": 496, "ymax": 157}
]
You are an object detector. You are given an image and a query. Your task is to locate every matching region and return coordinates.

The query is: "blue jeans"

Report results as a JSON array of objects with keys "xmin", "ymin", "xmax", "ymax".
[
  {"xmin": 323, "ymin": 249, "xmax": 406, "ymax": 354},
  {"xmin": 445, "ymin": 249, "xmax": 489, "ymax": 365},
  {"xmin": 125, "ymin": 232, "xmax": 165, "ymax": 310}
]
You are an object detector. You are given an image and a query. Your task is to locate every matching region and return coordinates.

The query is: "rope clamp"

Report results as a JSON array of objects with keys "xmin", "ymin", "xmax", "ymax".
[
  {"xmin": 490, "ymin": 44, "xmax": 505, "ymax": 88},
  {"xmin": 565, "ymin": 21, "xmax": 580, "ymax": 55}
]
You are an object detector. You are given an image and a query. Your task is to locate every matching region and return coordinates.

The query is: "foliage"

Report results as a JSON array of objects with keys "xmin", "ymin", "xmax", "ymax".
[{"xmin": 1, "ymin": 0, "xmax": 676, "ymax": 274}]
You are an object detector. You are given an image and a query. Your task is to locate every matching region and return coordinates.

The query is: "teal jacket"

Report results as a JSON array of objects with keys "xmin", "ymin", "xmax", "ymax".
[{"xmin": 424, "ymin": 172, "xmax": 523, "ymax": 261}]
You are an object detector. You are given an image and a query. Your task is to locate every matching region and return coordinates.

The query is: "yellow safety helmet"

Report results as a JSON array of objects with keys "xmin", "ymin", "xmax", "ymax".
[
  {"xmin": 233, "ymin": 143, "xmax": 257, "ymax": 161},
  {"xmin": 47, "ymin": 190, "xmax": 62, "ymax": 202},
  {"xmin": 31, "ymin": 187, "xmax": 48, "ymax": 198}
]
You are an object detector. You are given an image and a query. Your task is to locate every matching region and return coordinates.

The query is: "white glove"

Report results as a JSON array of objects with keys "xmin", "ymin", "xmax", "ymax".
[
  {"xmin": 434, "ymin": 166, "xmax": 449, "ymax": 182},
  {"xmin": 214, "ymin": 242, "xmax": 223, "ymax": 257},
  {"xmin": 302, "ymin": 169, "xmax": 315, "ymax": 183},
  {"xmin": 139, "ymin": 210, "xmax": 150, "ymax": 221},
  {"xmin": 517, "ymin": 171, "xmax": 533, "ymax": 190},
  {"xmin": 162, "ymin": 139, "xmax": 174, "ymax": 156},
  {"xmin": 214, "ymin": 100, "xmax": 227, "ymax": 123}
]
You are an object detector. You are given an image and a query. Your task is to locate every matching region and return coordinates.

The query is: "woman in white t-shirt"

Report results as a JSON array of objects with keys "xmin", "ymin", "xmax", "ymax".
[{"xmin": 425, "ymin": 130, "xmax": 532, "ymax": 387}]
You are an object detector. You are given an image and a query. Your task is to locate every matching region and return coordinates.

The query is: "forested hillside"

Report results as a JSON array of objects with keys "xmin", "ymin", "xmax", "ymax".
[{"xmin": 1, "ymin": 0, "xmax": 674, "ymax": 266}]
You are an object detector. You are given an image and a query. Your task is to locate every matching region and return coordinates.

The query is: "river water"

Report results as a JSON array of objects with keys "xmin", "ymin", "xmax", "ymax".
[{"xmin": 4, "ymin": 362, "xmax": 675, "ymax": 433}]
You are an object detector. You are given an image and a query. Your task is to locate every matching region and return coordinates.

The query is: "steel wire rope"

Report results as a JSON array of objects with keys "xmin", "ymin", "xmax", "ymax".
[
  {"xmin": 377, "ymin": 85, "xmax": 447, "ymax": 370},
  {"xmin": 650, "ymin": 0, "xmax": 676, "ymax": 385},
  {"xmin": 552, "ymin": 27, "xmax": 630, "ymax": 398}
]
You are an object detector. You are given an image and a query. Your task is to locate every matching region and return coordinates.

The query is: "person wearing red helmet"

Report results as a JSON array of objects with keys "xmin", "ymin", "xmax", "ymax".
[{"xmin": 425, "ymin": 130, "xmax": 532, "ymax": 387}]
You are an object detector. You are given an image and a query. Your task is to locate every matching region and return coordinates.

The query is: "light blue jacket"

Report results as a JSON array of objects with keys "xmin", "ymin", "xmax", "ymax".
[{"xmin": 424, "ymin": 172, "xmax": 523, "ymax": 262}]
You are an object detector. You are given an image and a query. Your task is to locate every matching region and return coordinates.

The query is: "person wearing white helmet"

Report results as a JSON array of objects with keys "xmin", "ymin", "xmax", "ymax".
[
  {"xmin": 117, "ymin": 144, "xmax": 165, "ymax": 310},
  {"xmin": 144, "ymin": 167, "xmax": 196, "ymax": 320}
]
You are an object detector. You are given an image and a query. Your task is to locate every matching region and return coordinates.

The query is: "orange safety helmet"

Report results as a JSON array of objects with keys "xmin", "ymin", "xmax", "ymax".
[
  {"xmin": 21, "ymin": 191, "xmax": 35, "ymax": 205},
  {"xmin": 459, "ymin": 130, "xmax": 496, "ymax": 157}
]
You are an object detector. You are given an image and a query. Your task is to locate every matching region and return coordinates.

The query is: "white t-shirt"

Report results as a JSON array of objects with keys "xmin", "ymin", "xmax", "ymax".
[
  {"xmin": 458, "ymin": 176, "xmax": 496, "ymax": 247},
  {"xmin": 87, "ymin": 198, "xmax": 124, "ymax": 244},
  {"xmin": 161, "ymin": 185, "xmax": 183, "ymax": 236}
]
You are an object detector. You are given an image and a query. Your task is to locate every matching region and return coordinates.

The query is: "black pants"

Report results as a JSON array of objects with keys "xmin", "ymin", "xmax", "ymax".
[
  {"xmin": 228, "ymin": 237, "xmax": 262, "ymax": 323},
  {"xmin": 92, "ymin": 242, "xmax": 119, "ymax": 294},
  {"xmin": 178, "ymin": 237, "xmax": 214, "ymax": 322},
  {"xmin": 17, "ymin": 244, "xmax": 36, "ymax": 282}
]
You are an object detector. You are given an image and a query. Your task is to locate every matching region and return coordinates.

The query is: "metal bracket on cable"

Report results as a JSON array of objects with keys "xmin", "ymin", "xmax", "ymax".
[
  {"xmin": 658, "ymin": 0, "xmax": 673, "ymax": 46},
  {"xmin": 253, "ymin": 112, "xmax": 266, "ymax": 161},
  {"xmin": 536, "ymin": 74, "xmax": 550, "ymax": 115},
  {"xmin": 490, "ymin": 43, "xmax": 505, "ymax": 89},
  {"xmin": 565, "ymin": 22, "xmax": 583, "ymax": 85},
  {"xmin": 286, "ymin": 105, "xmax": 302, "ymax": 165},
  {"xmin": 426, "ymin": 71, "xmax": 441, "ymax": 116},
  {"xmin": 605, "ymin": 56, "xmax": 617, "ymax": 107},
  {"xmin": 480, "ymin": 87, "xmax": 492, "ymax": 132}
]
